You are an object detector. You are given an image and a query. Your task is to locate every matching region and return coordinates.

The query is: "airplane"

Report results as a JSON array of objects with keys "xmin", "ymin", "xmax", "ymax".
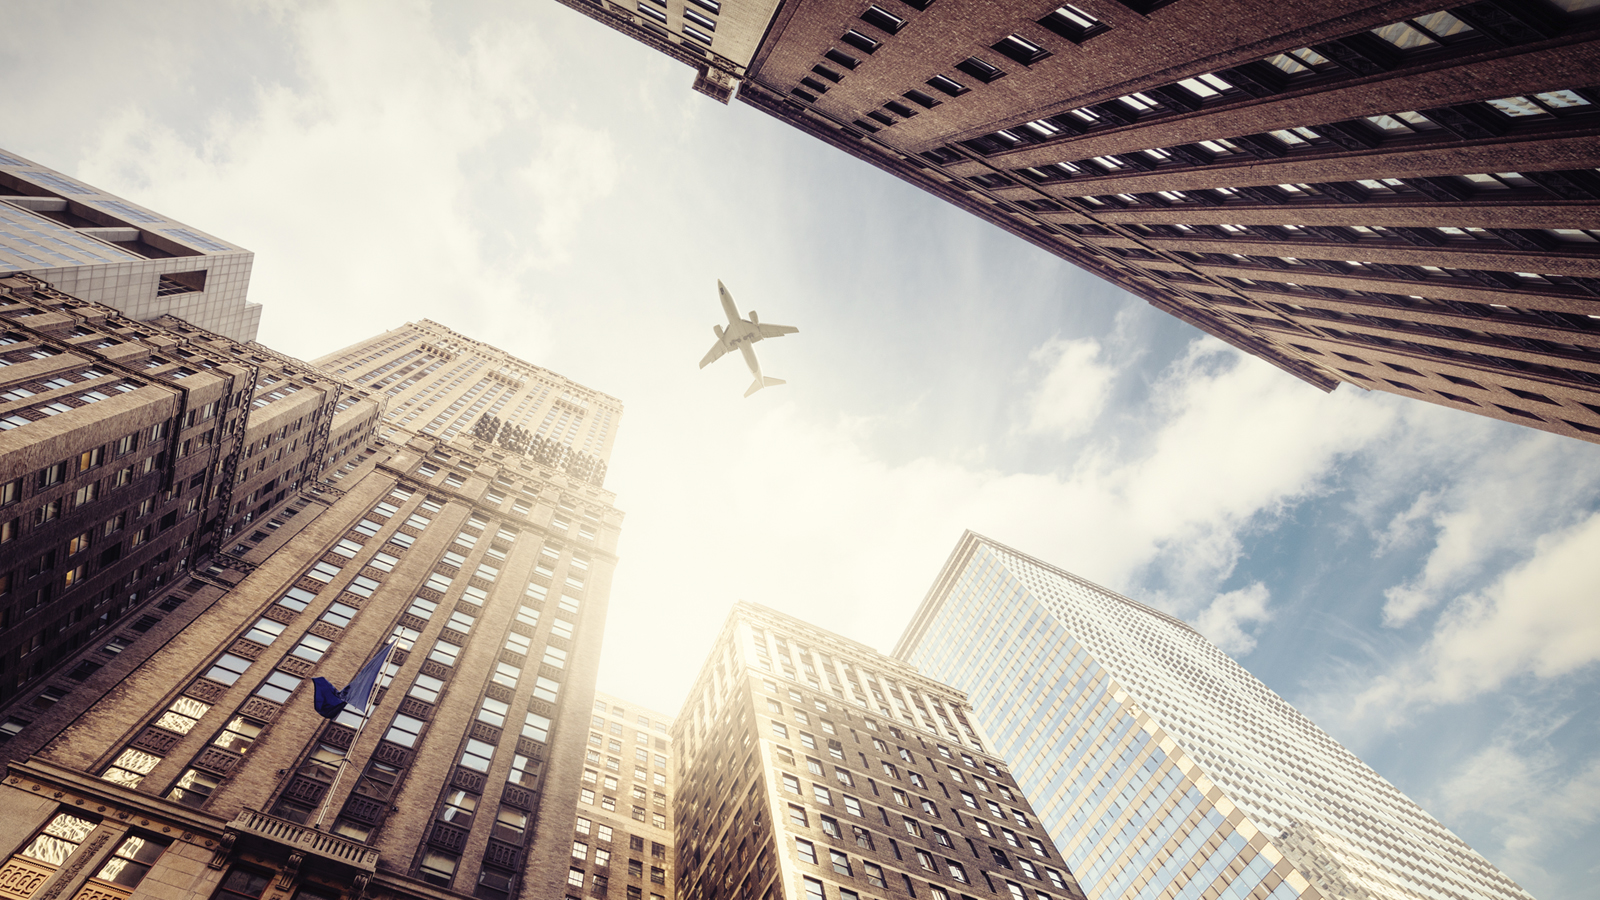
[{"xmin": 698, "ymin": 280, "xmax": 798, "ymax": 397}]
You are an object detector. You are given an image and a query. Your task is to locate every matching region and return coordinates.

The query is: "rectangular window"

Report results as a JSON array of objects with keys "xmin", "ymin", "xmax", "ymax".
[
  {"xmin": 205, "ymin": 653, "xmax": 252, "ymax": 685},
  {"xmin": 992, "ymin": 33, "xmax": 1050, "ymax": 65},
  {"xmin": 1039, "ymin": 4, "xmax": 1108, "ymax": 42},
  {"xmin": 841, "ymin": 29, "xmax": 881, "ymax": 53},
  {"xmin": 860, "ymin": 5, "xmax": 905, "ymax": 33},
  {"xmin": 955, "ymin": 56, "xmax": 1005, "ymax": 83}
]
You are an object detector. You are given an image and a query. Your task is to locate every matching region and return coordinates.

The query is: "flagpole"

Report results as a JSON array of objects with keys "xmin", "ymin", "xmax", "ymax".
[{"xmin": 313, "ymin": 641, "xmax": 400, "ymax": 830}]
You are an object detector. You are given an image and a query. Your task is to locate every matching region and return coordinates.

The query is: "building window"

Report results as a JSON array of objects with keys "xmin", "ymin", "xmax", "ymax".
[
  {"xmin": 213, "ymin": 866, "xmax": 274, "ymax": 900},
  {"xmin": 841, "ymin": 29, "xmax": 881, "ymax": 54},
  {"xmin": 860, "ymin": 5, "xmax": 906, "ymax": 34},
  {"xmin": 992, "ymin": 34, "xmax": 1050, "ymax": 66},
  {"xmin": 954, "ymin": 56, "xmax": 1004, "ymax": 83},
  {"xmin": 10, "ymin": 812, "xmax": 97, "ymax": 876},
  {"xmin": 1039, "ymin": 5, "xmax": 1107, "ymax": 42},
  {"xmin": 101, "ymin": 749, "xmax": 161, "ymax": 787},
  {"xmin": 419, "ymin": 851, "xmax": 458, "ymax": 887},
  {"xmin": 89, "ymin": 833, "xmax": 169, "ymax": 889}
]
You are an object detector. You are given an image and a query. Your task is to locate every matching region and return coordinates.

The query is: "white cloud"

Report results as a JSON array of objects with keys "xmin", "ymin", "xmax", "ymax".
[
  {"xmin": 515, "ymin": 121, "xmax": 619, "ymax": 264},
  {"xmin": 1344, "ymin": 512, "xmax": 1600, "ymax": 725},
  {"xmin": 1434, "ymin": 741, "xmax": 1600, "ymax": 891},
  {"xmin": 27, "ymin": 1, "xmax": 615, "ymax": 358},
  {"xmin": 1344, "ymin": 408, "xmax": 1600, "ymax": 628},
  {"xmin": 1373, "ymin": 489, "xmax": 1439, "ymax": 556},
  {"xmin": 1023, "ymin": 337, "xmax": 1115, "ymax": 440},
  {"xmin": 1193, "ymin": 583, "xmax": 1273, "ymax": 655},
  {"xmin": 599, "ymin": 338, "xmax": 1402, "ymax": 700}
]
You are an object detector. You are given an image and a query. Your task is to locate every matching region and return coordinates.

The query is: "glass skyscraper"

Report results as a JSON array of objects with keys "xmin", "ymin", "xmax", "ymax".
[
  {"xmin": 894, "ymin": 532, "xmax": 1532, "ymax": 900},
  {"xmin": 1, "ymin": 146, "xmax": 259, "ymax": 342}
]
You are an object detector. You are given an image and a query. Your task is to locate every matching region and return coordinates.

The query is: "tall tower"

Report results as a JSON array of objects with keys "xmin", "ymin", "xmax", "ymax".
[
  {"xmin": 314, "ymin": 320, "xmax": 620, "ymax": 487},
  {"xmin": 0, "ymin": 302, "xmax": 624, "ymax": 899},
  {"xmin": 895, "ymin": 532, "xmax": 1533, "ymax": 900},
  {"xmin": 568, "ymin": 691, "xmax": 678, "ymax": 900},
  {"xmin": 673, "ymin": 602, "xmax": 1087, "ymax": 900},
  {"xmin": 1, "ymin": 147, "xmax": 259, "ymax": 342},
  {"xmin": 555, "ymin": 0, "xmax": 1600, "ymax": 443}
]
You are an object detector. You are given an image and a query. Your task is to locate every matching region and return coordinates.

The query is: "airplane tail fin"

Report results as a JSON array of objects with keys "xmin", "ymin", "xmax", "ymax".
[{"xmin": 744, "ymin": 376, "xmax": 786, "ymax": 398}]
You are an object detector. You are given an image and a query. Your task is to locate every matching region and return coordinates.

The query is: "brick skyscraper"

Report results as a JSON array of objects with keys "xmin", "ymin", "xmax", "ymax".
[
  {"xmin": 554, "ymin": 0, "xmax": 1600, "ymax": 443},
  {"xmin": 1, "ymin": 302, "xmax": 624, "ymax": 899},
  {"xmin": 1, "ymin": 147, "xmax": 260, "ymax": 342},
  {"xmin": 0, "ymin": 273, "xmax": 378, "ymax": 709},
  {"xmin": 895, "ymin": 532, "xmax": 1532, "ymax": 900},
  {"xmin": 672, "ymin": 602, "xmax": 1087, "ymax": 900},
  {"xmin": 567, "ymin": 691, "xmax": 678, "ymax": 900}
]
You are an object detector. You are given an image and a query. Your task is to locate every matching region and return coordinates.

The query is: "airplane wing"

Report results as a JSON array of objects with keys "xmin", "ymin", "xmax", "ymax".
[
  {"xmin": 699, "ymin": 340, "xmax": 729, "ymax": 369},
  {"xmin": 756, "ymin": 323, "xmax": 798, "ymax": 338}
]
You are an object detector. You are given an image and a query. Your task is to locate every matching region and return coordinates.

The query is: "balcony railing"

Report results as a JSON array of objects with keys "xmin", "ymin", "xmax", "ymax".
[{"xmin": 226, "ymin": 809, "xmax": 380, "ymax": 872}]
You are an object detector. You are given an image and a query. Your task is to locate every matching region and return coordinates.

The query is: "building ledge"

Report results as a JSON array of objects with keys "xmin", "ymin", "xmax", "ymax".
[{"xmin": 226, "ymin": 809, "xmax": 380, "ymax": 874}]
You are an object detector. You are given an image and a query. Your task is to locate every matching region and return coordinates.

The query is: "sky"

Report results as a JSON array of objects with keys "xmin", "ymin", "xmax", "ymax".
[{"xmin": 3, "ymin": 2, "xmax": 1597, "ymax": 897}]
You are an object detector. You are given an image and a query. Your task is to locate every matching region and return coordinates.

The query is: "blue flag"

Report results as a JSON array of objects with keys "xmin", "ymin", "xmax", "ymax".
[{"xmin": 312, "ymin": 640, "xmax": 396, "ymax": 720}]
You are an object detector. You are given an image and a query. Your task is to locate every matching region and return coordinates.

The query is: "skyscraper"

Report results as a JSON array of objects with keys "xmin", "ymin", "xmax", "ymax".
[
  {"xmin": 895, "ymin": 532, "xmax": 1533, "ymax": 900},
  {"xmin": 673, "ymin": 602, "xmax": 1087, "ymax": 900},
  {"xmin": 0, "ymin": 291, "xmax": 623, "ymax": 899},
  {"xmin": 554, "ymin": 0, "xmax": 1600, "ymax": 443},
  {"xmin": 1, "ymin": 147, "xmax": 259, "ymax": 342},
  {"xmin": 568, "ymin": 691, "xmax": 677, "ymax": 900},
  {"xmin": 314, "ymin": 319, "xmax": 620, "ymax": 486}
]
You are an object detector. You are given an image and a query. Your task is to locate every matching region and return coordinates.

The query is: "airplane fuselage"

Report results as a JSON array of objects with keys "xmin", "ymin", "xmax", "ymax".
[
  {"xmin": 700, "ymin": 279, "xmax": 796, "ymax": 396},
  {"xmin": 716, "ymin": 288, "xmax": 765, "ymax": 376}
]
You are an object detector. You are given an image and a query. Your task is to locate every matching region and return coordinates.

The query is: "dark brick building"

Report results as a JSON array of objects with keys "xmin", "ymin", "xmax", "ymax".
[
  {"xmin": 556, "ymin": 0, "xmax": 1600, "ymax": 442},
  {"xmin": 0, "ymin": 310, "xmax": 624, "ymax": 900},
  {"xmin": 0, "ymin": 274, "xmax": 378, "ymax": 709}
]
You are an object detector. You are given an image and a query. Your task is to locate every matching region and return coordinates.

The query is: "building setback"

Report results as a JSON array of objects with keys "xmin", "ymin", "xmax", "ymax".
[
  {"xmin": 553, "ymin": 0, "xmax": 1600, "ymax": 443},
  {"xmin": 672, "ymin": 602, "xmax": 1088, "ymax": 900},
  {"xmin": 895, "ymin": 532, "xmax": 1533, "ymax": 900},
  {"xmin": 316, "ymin": 319, "xmax": 620, "ymax": 485},
  {"xmin": 569, "ymin": 691, "xmax": 677, "ymax": 900},
  {"xmin": 0, "ymin": 147, "xmax": 259, "ymax": 342},
  {"xmin": 0, "ymin": 300, "xmax": 625, "ymax": 899}
]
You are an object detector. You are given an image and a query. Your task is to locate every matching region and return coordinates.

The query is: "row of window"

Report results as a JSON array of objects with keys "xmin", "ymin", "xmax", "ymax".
[
  {"xmin": 944, "ymin": 4, "xmax": 1597, "ymax": 162},
  {"xmin": 745, "ymin": 635, "xmax": 982, "ymax": 748},
  {"xmin": 634, "ymin": 0, "xmax": 718, "ymax": 47},
  {"xmin": 976, "ymin": 91, "xmax": 1598, "ymax": 204},
  {"xmin": 1154, "ymin": 245, "xmax": 1600, "ymax": 304},
  {"xmin": 795, "ymin": 5, "xmax": 1105, "ymax": 129},
  {"xmin": 1050, "ymin": 171, "xmax": 1598, "ymax": 214}
]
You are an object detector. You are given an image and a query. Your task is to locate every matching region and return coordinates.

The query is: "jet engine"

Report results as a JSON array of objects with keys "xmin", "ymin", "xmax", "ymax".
[
  {"xmin": 749, "ymin": 310, "xmax": 759, "ymax": 324},
  {"xmin": 714, "ymin": 324, "xmax": 724, "ymax": 338}
]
